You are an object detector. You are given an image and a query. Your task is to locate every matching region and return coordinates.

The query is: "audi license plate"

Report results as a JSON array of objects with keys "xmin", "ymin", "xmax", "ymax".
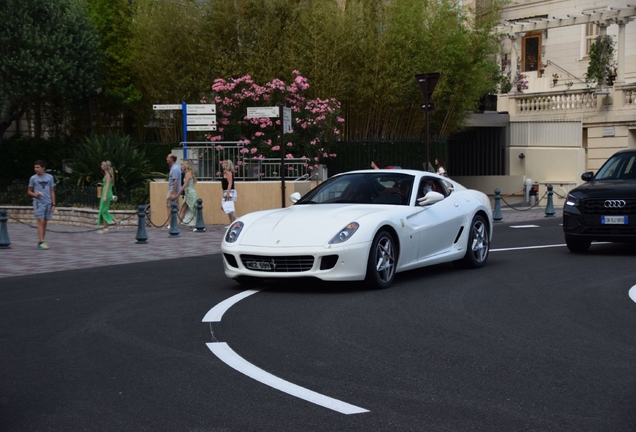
[
  {"xmin": 601, "ymin": 216, "xmax": 628, "ymax": 225},
  {"xmin": 246, "ymin": 261, "xmax": 272, "ymax": 270}
]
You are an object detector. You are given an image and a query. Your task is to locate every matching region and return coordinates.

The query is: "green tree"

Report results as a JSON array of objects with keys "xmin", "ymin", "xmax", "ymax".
[
  {"xmin": 83, "ymin": 0, "xmax": 139, "ymax": 134},
  {"xmin": 123, "ymin": 0, "xmax": 505, "ymax": 143},
  {"xmin": 0, "ymin": 0, "xmax": 101, "ymax": 147}
]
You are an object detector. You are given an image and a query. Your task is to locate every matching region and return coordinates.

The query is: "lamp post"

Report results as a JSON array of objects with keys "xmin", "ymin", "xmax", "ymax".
[{"xmin": 415, "ymin": 73, "xmax": 440, "ymax": 171}]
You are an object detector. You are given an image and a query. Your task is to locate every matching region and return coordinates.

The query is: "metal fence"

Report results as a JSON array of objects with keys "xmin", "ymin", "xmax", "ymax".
[{"xmin": 180, "ymin": 142, "xmax": 313, "ymax": 181}]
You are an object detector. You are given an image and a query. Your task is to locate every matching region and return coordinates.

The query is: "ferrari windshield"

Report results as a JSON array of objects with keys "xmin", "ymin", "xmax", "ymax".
[
  {"xmin": 595, "ymin": 152, "xmax": 636, "ymax": 180},
  {"xmin": 296, "ymin": 172, "xmax": 415, "ymax": 205}
]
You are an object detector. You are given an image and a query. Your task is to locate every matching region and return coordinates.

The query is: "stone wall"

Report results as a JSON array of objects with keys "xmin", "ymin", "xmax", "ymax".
[{"xmin": 2, "ymin": 206, "xmax": 137, "ymax": 228}]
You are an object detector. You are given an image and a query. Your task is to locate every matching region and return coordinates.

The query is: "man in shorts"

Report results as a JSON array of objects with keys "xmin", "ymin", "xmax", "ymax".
[
  {"xmin": 165, "ymin": 153, "xmax": 182, "ymax": 227},
  {"xmin": 28, "ymin": 160, "xmax": 56, "ymax": 250}
]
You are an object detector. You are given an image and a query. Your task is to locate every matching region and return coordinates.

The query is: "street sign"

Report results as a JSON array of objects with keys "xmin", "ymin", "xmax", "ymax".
[
  {"xmin": 187, "ymin": 115, "xmax": 217, "ymax": 125},
  {"xmin": 188, "ymin": 125, "xmax": 217, "ymax": 131},
  {"xmin": 187, "ymin": 104, "xmax": 216, "ymax": 114},
  {"xmin": 247, "ymin": 107, "xmax": 279, "ymax": 118},
  {"xmin": 283, "ymin": 107, "xmax": 292, "ymax": 134},
  {"xmin": 153, "ymin": 104, "xmax": 182, "ymax": 110}
]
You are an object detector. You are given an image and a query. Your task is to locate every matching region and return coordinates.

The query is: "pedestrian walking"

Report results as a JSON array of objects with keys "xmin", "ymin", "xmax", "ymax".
[
  {"xmin": 165, "ymin": 153, "xmax": 182, "ymax": 228},
  {"xmin": 221, "ymin": 159, "xmax": 237, "ymax": 224},
  {"xmin": 435, "ymin": 157, "xmax": 448, "ymax": 177},
  {"xmin": 97, "ymin": 160, "xmax": 119, "ymax": 233},
  {"xmin": 177, "ymin": 160, "xmax": 199, "ymax": 228},
  {"xmin": 27, "ymin": 160, "xmax": 55, "ymax": 250}
]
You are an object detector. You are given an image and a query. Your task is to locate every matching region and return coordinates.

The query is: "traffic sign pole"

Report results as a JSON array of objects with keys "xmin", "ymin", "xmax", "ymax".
[
  {"xmin": 182, "ymin": 102, "xmax": 188, "ymax": 159},
  {"xmin": 280, "ymin": 105, "xmax": 286, "ymax": 208}
]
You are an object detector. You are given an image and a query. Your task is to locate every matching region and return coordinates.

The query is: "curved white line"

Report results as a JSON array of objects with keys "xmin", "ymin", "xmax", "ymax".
[
  {"xmin": 202, "ymin": 289, "xmax": 261, "ymax": 322},
  {"xmin": 203, "ymin": 290, "xmax": 369, "ymax": 414},
  {"xmin": 207, "ymin": 342, "xmax": 369, "ymax": 415},
  {"xmin": 630, "ymin": 285, "xmax": 636, "ymax": 304}
]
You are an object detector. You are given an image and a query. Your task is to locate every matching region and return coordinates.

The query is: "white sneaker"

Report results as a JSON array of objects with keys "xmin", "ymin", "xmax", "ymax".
[{"xmin": 97, "ymin": 227, "xmax": 109, "ymax": 234}]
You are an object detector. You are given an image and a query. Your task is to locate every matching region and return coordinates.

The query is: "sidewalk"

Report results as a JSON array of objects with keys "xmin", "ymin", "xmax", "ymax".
[
  {"xmin": 0, "ymin": 205, "xmax": 561, "ymax": 279},
  {"xmin": 0, "ymin": 221, "xmax": 227, "ymax": 279}
]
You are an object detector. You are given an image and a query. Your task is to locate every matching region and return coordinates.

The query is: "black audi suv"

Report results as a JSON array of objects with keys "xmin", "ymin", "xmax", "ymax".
[{"xmin": 563, "ymin": 149, "xmax": 636, "ymax": 253}]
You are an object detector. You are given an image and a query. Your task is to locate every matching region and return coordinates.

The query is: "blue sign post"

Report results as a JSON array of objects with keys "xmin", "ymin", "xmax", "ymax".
[{"xmin": 182, "ymin": 102, "xmax": 188, "ymax": 160}]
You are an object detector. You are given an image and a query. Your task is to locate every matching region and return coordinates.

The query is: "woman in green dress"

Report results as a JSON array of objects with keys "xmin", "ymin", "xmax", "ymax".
[
  {"xmin": 97, "ymin": 160, "xmax": 118, "ymax": 233},
  {"xmin": 178, "ymin": 160, "xmax": 199, "ymax": 227}
]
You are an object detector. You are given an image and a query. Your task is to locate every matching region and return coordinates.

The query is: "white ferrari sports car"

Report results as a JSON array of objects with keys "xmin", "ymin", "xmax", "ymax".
[{"xmin": 221, "ymin": 169, "xmax": 493, "ymax": 288}]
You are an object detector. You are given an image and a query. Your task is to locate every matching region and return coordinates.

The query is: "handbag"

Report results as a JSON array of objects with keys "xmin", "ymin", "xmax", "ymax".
[{"xmin": 222, "ymin": 200, "xmax": 235, "ymax": 214}]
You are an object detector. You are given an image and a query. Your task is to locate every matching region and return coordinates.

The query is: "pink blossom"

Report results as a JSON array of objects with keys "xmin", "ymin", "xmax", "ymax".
[
  {"xmin": 216, "ymin": 145, "xmax": 224, "ymax": 151},
  {"xmin": 272, "ymin": 146, "xmax": 280, "ymax": 151},
  {"xmin": 285, "ymin": 153, "xmax": 294, "ymax": 159},
  {"xmin": 240, "ymin": 148, "xmax": 249, "ymax": 154},
  {"xmin": 250, "ymin": 147, "xmax": 258, "ymax": 154}
]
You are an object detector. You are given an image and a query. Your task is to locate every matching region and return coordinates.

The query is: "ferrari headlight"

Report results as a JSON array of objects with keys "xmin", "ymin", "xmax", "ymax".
[
  {"xmin": 565, "ymin": 194, "xmax": 579, "ymax": 207},
  {"xmin": 329, "ymin": 222, "xmax": 359, "ymax": 244},
  {"xmin": 225, "ymin": 221, "xmax": 244, "ymax": 243}
]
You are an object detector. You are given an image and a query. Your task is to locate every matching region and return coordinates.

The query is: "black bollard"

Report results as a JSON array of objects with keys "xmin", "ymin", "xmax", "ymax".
[
  {"xmin": 194, "ymin": 198, "xmax": 206, "ymax": 232},
  {"xmin": 169, "ymin": 201, "xmax": 180, "ymax": 238},
  {"xmin": 545, "ymin": 184, "xmax": 556, "ymax": 217},
  {"xmin": 135, "ymin": 205, "xmax": 148, "ymax": 244},
  {"xmin": 493, "ymin": 189, "xmax": 503, "ymax": 222},
  {"xmin": 0, "ymin": 208, "xmax": 11, "ymax": 249}
]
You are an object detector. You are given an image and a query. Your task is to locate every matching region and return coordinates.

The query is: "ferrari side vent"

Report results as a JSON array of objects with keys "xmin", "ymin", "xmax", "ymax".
[
  {"xmin": 453, "ymin": 226, "xmax": 464, "ymax": 244},
  {"xmin": 320, "ymin": 255, "xmax": 339, "ymax": 270}
]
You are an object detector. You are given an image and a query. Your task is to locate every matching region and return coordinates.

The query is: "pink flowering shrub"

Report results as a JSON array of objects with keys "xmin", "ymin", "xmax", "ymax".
[{"xmin": 203, "ymin": 71, "xmax": 344, "ymax": 170}]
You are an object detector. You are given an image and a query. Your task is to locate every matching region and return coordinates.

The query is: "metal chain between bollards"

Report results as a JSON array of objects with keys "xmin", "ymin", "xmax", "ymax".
[{"xmin": 4, "ymin": 210, "xmax": 138, "ymax": 234}]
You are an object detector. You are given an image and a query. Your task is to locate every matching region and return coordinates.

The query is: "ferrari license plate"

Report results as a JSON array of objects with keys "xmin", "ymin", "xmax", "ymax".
[
  {"xmin": 601, "ymin": 216, "xmax": 628, "ymax": 225},
  {"xmin": 246, "ymin": 261, "xmax": 272, "ymax": 270}
]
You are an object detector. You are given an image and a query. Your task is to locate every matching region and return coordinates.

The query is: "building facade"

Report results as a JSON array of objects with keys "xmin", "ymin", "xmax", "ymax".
[{"xmin": 458, "ymin": 0, "xmax": 636, "ymax": 204}]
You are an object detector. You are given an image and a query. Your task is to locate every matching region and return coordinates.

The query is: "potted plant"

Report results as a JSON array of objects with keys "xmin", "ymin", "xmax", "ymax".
[
  {"xmin": 585, "ymin": 35, "xmax": 616, "ymax": 87},
  {"xmin": 512, "ymin": 72, "xmax": 529, "ymax": 93},
  {"xmin": 526, "ymin": 55, "xmax": 537, "ymax": 70},
  {"xmin": 539, "ymin": 62, "xmax": 548, "ymax": 77},
  {"xmin": 565, "ymin": 81, "xmax": 574, "ymax": 90},
  {"xmin": 552, "ymin": 73, "xmax": 560, "ymax": 86}
]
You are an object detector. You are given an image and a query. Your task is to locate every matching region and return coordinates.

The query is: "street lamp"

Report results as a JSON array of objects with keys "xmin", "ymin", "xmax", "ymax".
[{"xmin": 415, "ymin": 73, "xmax": 440, "ymax": 171}]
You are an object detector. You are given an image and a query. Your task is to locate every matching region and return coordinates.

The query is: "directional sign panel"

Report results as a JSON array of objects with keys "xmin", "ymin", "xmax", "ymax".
[
  {"xmin": 188, "ymin": 125, "xmax": 217, "ymax": 131},
  {"xmin": 153, "ymin": 104, "xmax": 182, "ymax": 110},
  {"xmin": 187, "ymin": 104, "xmax": 216, "ymax": 114},
  {"xmin": 187, "ymin": 115, "xmax": 217, "ymax": 125},
  {"xmin": 283, "ymin": 107, "xmax": 292, "ymax": 134},
  {"xmin": 247, "ymin": 107, "xmax": 279, "ymax": 118}
]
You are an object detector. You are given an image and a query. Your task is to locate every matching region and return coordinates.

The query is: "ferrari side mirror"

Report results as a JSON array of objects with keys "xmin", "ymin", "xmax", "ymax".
[
  {"xmin": 417, "ymin": 191, "xmax": 444, "ymax": 206},
  {"xmin": 289, "ymin": 192, "xmax": 301, "ymax": 203}
]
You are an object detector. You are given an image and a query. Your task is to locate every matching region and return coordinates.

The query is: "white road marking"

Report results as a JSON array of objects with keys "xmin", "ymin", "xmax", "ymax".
[
  {"xmin": 203, "ymin": 290, "xmax": 370, "ymax": 415},
  {"xmin": 491, "ymin": 244, "xmax": 566, "ymax": 252},
  {"xmin": 202, "ymin": 289, "xmax": 261, "ymax": 322},
  {"xmin": 630, "ymin": 285, "xmax": 636, "ymax": 304},
  {"xmin": 509, "ymin": 225, "xmax": 540, "ymax": 229},
  {"xmin": 207, "ymin": 342, "xmax": 369, "ymax": 415}
]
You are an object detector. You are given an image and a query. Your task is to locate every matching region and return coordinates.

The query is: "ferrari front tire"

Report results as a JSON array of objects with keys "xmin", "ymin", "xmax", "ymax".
[
  {"xmin": 365, "ymin": 230, "xmax": 397, "ymax": 289},
  {"xmin": 458, "ymin": 215, "xmax": 489, "ymax": 268}
]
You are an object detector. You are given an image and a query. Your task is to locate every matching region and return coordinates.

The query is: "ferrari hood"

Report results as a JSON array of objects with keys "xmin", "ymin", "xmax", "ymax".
[{"xmin": 237, "ymin": 204, "xmax": 390, "ymax": 247}]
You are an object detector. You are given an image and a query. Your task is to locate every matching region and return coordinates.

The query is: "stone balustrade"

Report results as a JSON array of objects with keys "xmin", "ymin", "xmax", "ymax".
[{"xmin": 516, "ymin": 91, "xmax": 597, "ymax": 112}]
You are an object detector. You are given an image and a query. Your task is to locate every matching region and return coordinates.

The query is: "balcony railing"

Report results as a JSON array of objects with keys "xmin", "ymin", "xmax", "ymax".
[{"xmin": 515, "ymin": 90, "xmax": 598, "ymax": 113}]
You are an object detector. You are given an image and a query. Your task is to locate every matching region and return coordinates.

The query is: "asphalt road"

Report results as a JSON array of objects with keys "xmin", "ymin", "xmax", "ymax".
[{"xmin": 1, "ymin": 218, "xmax": 636, "ymax": 431}]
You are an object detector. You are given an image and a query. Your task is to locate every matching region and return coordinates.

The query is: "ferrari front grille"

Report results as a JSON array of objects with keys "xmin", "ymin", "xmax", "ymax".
[{"xmin": 240, "ymin": 254, "xmax": 314, "ymax": 272}]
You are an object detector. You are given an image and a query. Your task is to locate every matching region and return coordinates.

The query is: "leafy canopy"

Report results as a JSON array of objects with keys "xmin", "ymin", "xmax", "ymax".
[{"xmin": 0, "ymin": 0, "xmax": 101, "ymax": 145}]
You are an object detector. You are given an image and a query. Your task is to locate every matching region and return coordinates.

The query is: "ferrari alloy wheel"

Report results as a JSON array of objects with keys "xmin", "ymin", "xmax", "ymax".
[
  {"xmin": 565, "ymin": 237, "xmax": 591, "ymax": 253},
  {"xmin": 366, "ymin": 230, "xmax": 397, "ymax": 289},
  {"xmin": 459, "ymin": 215, "xmax": 489, "ymax": 268}
]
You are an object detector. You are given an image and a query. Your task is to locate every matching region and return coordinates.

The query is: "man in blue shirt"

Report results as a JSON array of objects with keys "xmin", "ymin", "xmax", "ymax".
[
  {"xmin": 165, "ymin": 153, "xmax": 182, "ymax": 227},
  {"xmin": 27, "ymin": 160, "xmax": 56, "ymax": 250}
]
